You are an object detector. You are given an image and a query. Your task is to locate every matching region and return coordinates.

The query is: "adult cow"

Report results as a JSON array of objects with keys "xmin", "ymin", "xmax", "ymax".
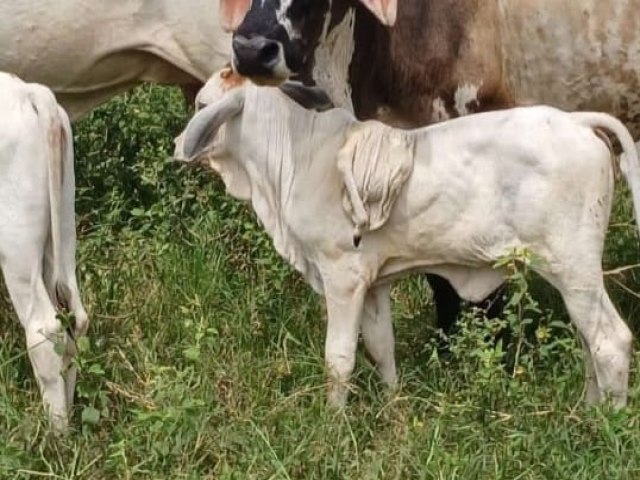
[
  {"xmin": 0, "ymin": 0, "xmax": 231, "ymax": 120},
  {"xmin": 222, "ymin": 0, "xmax": 640, "ymax": 335},
  {"xmin": 0, "ymin": 73, "xmax": 88, "ymax": 431}
]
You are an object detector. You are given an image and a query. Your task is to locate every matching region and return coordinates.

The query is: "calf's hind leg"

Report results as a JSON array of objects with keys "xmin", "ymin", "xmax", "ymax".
[
  {"xmin": 577, "ymin": 332, "xmax": 601, "ymax": 405},
  {"xmin": 555, "ymin": 276, "xmax": 632, "ymax": 407},
  {"xmin": 361, "ymin": 284, "xmax": 396, "ymax": 389}
]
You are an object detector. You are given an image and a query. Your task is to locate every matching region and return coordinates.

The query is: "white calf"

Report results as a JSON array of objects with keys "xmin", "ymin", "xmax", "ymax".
[
  {"xmin": 176, "ymin": 68, "xmax": 637, "ymax": 408},
  {"xmin": 0, "ymin": 73, "xmax": 88, "ymax": 430}
]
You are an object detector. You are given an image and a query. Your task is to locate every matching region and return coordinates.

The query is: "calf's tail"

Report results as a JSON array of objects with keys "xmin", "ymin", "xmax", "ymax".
[{"xmin": 572, "ymin": 112, "xmax": 640, "ymax": 236}]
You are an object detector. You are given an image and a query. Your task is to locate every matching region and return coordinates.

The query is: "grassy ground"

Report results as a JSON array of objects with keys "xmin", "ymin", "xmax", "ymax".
[{"xmin": 1, "ymin": 86, "xmax": 640, "ymax": 479}]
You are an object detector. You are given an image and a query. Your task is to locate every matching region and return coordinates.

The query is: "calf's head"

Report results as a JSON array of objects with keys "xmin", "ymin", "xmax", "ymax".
[
  {"xmin": 174, "ymin": 68, "xmax": 251, "ymax": 199},
  {"xmin": 221, "ymin": 0, "xmax": 398, "ymax": 84},
  {"xmin": 174, "ymin": 67, "xmax": 334, "ymax": 199}
]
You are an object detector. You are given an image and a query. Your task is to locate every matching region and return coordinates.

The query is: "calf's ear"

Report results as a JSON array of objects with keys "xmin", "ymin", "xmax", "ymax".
[
  {"xmin": 178, "ymin": 89, "xmax": 245, "ymax": 161},
  {"xmin": 278, "ymin": 82, "xmax": 334, "ymax": 112},
  {"xmin": 220, "ymin": 0, "xmax": 252, "ymax": 32},
  {"xmin": 358, "ymin": 0, "xmax": 397, "ymax": 25}
]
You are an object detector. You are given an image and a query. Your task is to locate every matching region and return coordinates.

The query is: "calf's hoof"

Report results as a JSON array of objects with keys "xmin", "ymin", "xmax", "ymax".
[{"xmin": 327, "ymin": 382, "xmax": 349, "ymax": 408}]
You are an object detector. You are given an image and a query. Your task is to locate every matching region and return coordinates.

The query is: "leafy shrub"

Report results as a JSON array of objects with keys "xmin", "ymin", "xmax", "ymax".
[{"xmin": 73, "ymin": 85, "xmax": 293, "ymax": 280}]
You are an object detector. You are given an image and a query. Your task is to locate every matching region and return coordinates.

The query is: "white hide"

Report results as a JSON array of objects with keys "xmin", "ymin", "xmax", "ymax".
[
  {"xmin": 177, "ymin": 77, "xmax": 637, "ymax": 409},
  {"xmin": 276, "ymin": 0, "xmax": 300, "ymax": 40},
  {"xmin": 0, "ymin": 0, "xmax": 231, "ymax": 119},
  {"xmin": 454, "ymin": 83, "xmax": 481, "ymax": 116},
  {"xmin": 312, "ymin": 8, "xmax": 356, "ymax": 112},
  {"xmin": 0, "ymin": 73, "xmax": 88, "ymax": 430},
  {"xmin": 431, "ymin": 98, "xmax": 450, "ymax": 122}
]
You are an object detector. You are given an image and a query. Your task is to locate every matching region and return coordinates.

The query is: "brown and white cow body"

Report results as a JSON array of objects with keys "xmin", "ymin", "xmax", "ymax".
[
  {"xmin": 0, "ymin": 73, "xmax": 88, "ymax": 430},
  {"xmin": 0, "ymin": 0, "xmax": 231, "ymax": 119},
  {"xmin": 227, "ymin": 0, "xmax": 640, "ymax": 133},
  {"xmin": 224, "ymin": 0, "xmax": 640, "ymax": 333}
]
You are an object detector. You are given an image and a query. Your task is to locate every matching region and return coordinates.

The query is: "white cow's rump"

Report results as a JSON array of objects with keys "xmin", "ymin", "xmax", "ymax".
[
  {"xmin": 0, "ymin": 73, "xmax": 88, "ymax": 430},
  {"xmin": 176, "ymin": 69, "xmax": 636, "ymax": 409}
]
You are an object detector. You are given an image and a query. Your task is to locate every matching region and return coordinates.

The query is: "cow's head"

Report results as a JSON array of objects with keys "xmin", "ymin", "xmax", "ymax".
[{"xmin": 221, "ymin": 0, "xmax": 397, "ymax": 84}]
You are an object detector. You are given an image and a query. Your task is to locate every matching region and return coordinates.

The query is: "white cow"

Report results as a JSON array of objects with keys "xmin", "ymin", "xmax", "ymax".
[
  {"xmin": 0, "ymin": 73, "xmax": 88, "ymax": 430},
  {"xmin": 0, "ymin": 0, "xmax": 231, "ymax": 120},
  {"xmin": 175, "ymin": 69, "xmax": 638, "ymax": 408}
]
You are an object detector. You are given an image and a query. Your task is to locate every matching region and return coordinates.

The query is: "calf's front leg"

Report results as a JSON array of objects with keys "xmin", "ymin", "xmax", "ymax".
[{"xmin": 323, "ymin": 277, "xmax": 367, "ymax": 407}]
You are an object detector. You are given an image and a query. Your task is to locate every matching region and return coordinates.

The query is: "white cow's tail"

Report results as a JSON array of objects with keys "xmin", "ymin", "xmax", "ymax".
[
  {"xmin": 28, "ymin": 88, "xmax": 69, "ymax": 311},
  {"xmin": 572, "ymin": 112, "xmax": 640, "ymax": 235}
]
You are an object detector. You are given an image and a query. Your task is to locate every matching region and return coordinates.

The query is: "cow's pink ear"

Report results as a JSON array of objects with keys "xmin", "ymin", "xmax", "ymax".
[
  {"xmin": 358, "ymin": 0, "xmax": 397, "ymax": 25},
  {"xmin": 220, "ymin": 0, "xmax": 251, "ymax": 32}
]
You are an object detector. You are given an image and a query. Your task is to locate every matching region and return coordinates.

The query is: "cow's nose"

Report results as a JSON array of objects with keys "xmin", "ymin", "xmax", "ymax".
[{"xmin": 232, "ymin": 35, "xmax": 281, "ymax": 76}]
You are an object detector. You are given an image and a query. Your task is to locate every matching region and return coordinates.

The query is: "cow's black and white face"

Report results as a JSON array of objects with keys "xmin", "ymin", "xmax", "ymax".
[
  {"xmin": 230, "ymin": 0, "xmax": 332, "ymax": 83},
  {"xmin": 222, "ymin": 0, "xmax": 397, "ymax": 84}
]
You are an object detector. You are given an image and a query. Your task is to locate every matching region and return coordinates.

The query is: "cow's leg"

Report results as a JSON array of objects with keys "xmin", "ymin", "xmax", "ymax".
[
  {"xmin": 41, "ymin": 264, "xmax": 80, "ymax": 415},
  {"xmin": 323, "ymin": 276, "xmax": 367, "ymax": 407},
  {"xmin": 429, "ymin": 274, "xmax": 507, "ymax": 354},
  {"xmin": 578, "ymin": 332, "xmax": 601, "ymax": 405},
  {"xmin": 427, "ymin": 274, "xmax": 461, "ymax": 336},
  {"xmin": 64, "ymin": 339, "xmax": 78, "ymax": 414},
  {"xmin": 2, "ymin": 261, "xmax": 69, "ymax": 430},
  {"xmin": 429, "ymin": 273, "xmax": 506, "ymax": 330},
  {"xmin": 556, "ymin": 278, "xmax": 631, "ymax": 407},
  {"xmin": 361, "ymin": 284, "xmax": 396, "ymax": 388}
]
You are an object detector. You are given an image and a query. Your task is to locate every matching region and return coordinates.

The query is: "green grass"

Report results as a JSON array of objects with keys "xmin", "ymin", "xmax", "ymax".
[{"xmin": 1, "ymin": 85, "xmax": 640, "ymax": 479}]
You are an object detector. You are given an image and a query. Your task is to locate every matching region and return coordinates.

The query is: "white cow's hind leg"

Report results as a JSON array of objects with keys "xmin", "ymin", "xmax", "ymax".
[
  {"xmin": 64, "ymin": 343, "xmax": 78, "ymax": 414},
  {"xmin": 557, "ymin": 278, "xmax": 632, "ymax": 407},
  {"xmin": 3, "ymin": 262, "xmax": 69, "ymax": 430},
  {"xmin": 361, "ymin": 284, "xmax": 397, "ymax": 389},
  {"xmin": 323, "ymin": 274, "xmax": 367, "ymax": 408},
  {"xmin": 577, "ymin": 332, "xmax": 601, "ymax": 405}
]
